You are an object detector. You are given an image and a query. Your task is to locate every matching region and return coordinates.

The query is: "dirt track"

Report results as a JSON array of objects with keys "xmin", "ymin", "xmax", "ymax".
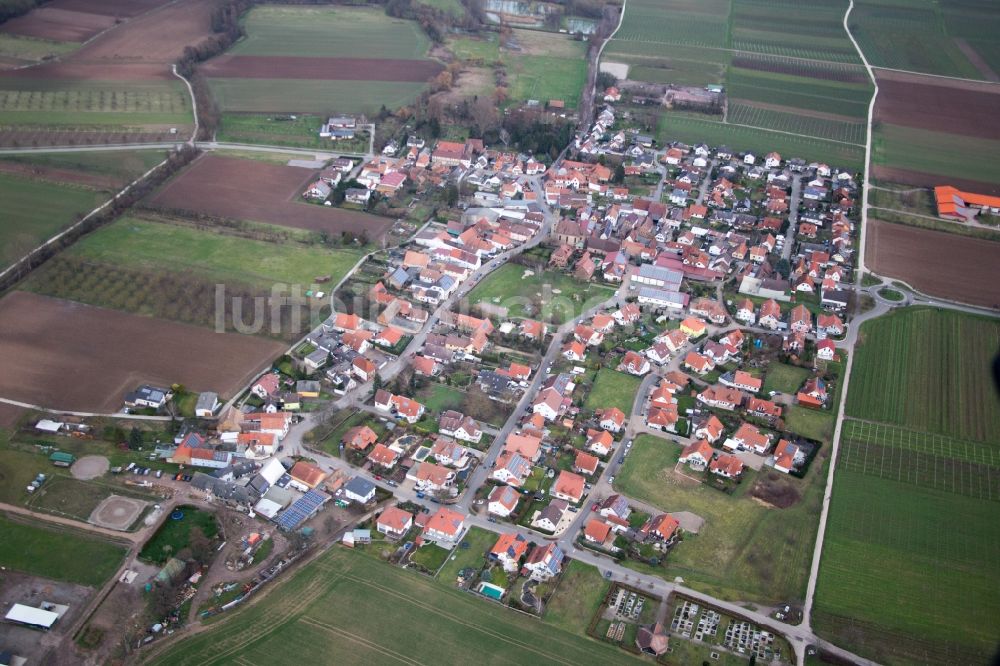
[
  {"xmin": 202, "ymin": 55, "xmax": 443, "ymax": 82},
  {"xmin": 866, "ymin": 219, "xmax": 1000, "ymax": 308},
  {"xmin": 874, "ymin": 69, "xmax": 1000, "ymax": 141},
  {"xmin": 0, "ymin": 291, "xmax": 284, "ymax": 413},
  {"xmin": 149, "ymin": 154, "xmax": 393, "ymax": 238}
]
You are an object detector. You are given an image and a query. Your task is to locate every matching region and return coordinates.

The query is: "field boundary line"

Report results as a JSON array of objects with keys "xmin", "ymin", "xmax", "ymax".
[
  {"xmin": 299, "ymin": 617, "xmax": 425, "ymax": 665},
  {"xmin": 872, "ymin": 65, "xmax": 1000, "ymax": 86},
  {"xmin": 342, "ymin": 573, "xmax": 578, "ymax": 665}
]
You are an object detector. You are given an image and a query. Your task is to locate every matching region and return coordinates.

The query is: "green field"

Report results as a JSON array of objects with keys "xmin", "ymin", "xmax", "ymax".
[
  {"xmin": 449, "ymin": 34, "xmax": 501, "ymax": 64},
  {"xmin": 603, "ymin": 0, "xmax": 877, "ymax": 165},
  {"xmin": 814, "ymin": 467, "xmax": 999, "ymax": 665},
  {"xmin": 208, "ymin": 7, "xmax": 435, "ymax": 115},
  {"xmin": 761, "ymin": 363, "xmax": 809, "ymax": 395},
  {"xmin": 464, "ymin": 264, "xmax": 616, "ymax": 324},
  {"xmin": 0, "ymin": 149, "xmax": 166, "ymax": 186},
  {"xmin": 845, "ymin": 307, "xmax": 1000, "ymax": 443},
  {"xmin": 66, "ymin": 216, "xmax": 362, "ymax": 289},
  {"xmin": 784, "ymin": 405, "xmax": 834, "ymax": 443},
  {"xmin": 416, "ymin": 0, "xmax": 464, "ymax": 16},
  {"xmin": 543, "ymin": 559, "xmax": 611, "ymax": 637},
  {"xmin": 583, "ymin": 368, "xmax": 642, "ymax": 415},
  {"xmin": 657, "ymin": 113, "xmax": 865, "ymax": 171},
  {"xmin": 816, "ymin": 307, "xmax": 1000, "ymax": 664},
  {"xmin": 613, "ymin": 435, "xmax": 824, "ymax": 602},
  {"xmin": 149, "ymin": 545, "xmax": 639, "ymax": 665},
  {"xmin": 208, "ymin": 78, "xmax": 429, "ymax": 116},
  {"xmin": 0, "ymin": 79, "xmax": 192, "ymax": 127},
  {"xmin": 139, "ymin": 506, "xmax": 218, "ymax": 565},
  {"xmin": 505, "ymin": 53, "xmax": 588, "ymax": 109},
  {"xmin": 873, "ymin": 123, "xmax": 1000, "ymax": 186},
  {"xmin": 726, "ymin": 68, "xmax": 871, "ymax": 119},
  {"xmin": 0, "ymin": 33, "xmax": 77, "ymax": 63},
  {"xmin": 0, "ymin": 514, "xmax": 125, "ymax": 587},
  {"xmin": 0, "ymin": 172, "xmax": 105, "ymax": 270},
  {"xmin": 232, "ymin": 6, "xmax": 431, "ymax": 59},
  {"xmin": 852, "ymin": 0, "xmax": 983, "ymax": 78},
  {"xmin": 216, "ymin": 114, "xmax": 368, "ymax": 151}
]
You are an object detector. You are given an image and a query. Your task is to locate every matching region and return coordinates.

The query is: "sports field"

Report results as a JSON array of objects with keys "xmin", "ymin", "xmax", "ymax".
[
  {"xmin": 0, "ymin": 514, "xmax": 125, "ymax": 587},
  {"xmin": 613, "ymin": 435, "xmax": 824, "ymax": 602},
  {"xmin": 583, "ymin": 368, "xmax": 642, "ymax": 415},
  {"xmin": 67, "ymin": 217, "xmax": 363, "ymax": 290},
  {"xmin": 464, "ymin": 264, "xmax": 616, "ymax": 324},
  {"xmin": 0, "ymin": 171, "xmax": 105, "ymax": 271},
  {"xmin": 148, "ymin": 546, "xmax": 638, "ymax": 665},
  {"xmin": 845, "ymin": 307, "xmax": 1000, "ymax": 443}
]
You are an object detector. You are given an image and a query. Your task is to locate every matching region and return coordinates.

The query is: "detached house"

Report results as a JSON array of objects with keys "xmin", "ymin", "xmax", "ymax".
[
  {"xmin": 586, "ymin": 429, "xmax": 615, "ymax": 457},
  {"xmin": 621, "ymin": 350, "xmax": 651, "ymax": 375},
  {"xmin": 710, "ymin": 454, "xmax": 745, "ymax": 479},
  {"xmin": 697, "ymin": 385, "xmax": 745, "ymax": 411},
  {"xmin": 522, "ymin": 543, "xmax": 564, "ymax": 581},
  {"xmin": 694, "ymin": 414, "xmax": 725, "ymax": 443},
  {"xmin": 439, "ymin": 410, "xmax": 483, "ymax": 444},
  {"xmin": 596, "ymin": 407, "xmax": 626, "ymax": 433},
  {"xmin": 487, "ymin": 484, "xmax": 520, "ymax": 517},
  {"xmin": 377, "ymin": 507, "xmax": 413, "ymax": 538},
  {"xmin": 797, "ymin": 377, "xmax": 828, "ymax": 408},
  {"xmin": 490, "ymin": 533, "xmax": 529, "ymax": 572},
  {"xmin": 679, "ymin": 439, "xmax": 714, "ymax": 467},
  {"xmin": 423, "ymin": 507, "xmax": 465, "ymax": 543},
  {"xmin": 552, "ymin": 471, "xmax": 586, "ymax": 504}
]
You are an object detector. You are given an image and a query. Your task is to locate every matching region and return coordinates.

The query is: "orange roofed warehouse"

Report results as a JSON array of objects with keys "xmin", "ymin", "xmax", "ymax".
[{"xmin": 934, "ymin": 186, "xmax": 1000, "ymax": 222}]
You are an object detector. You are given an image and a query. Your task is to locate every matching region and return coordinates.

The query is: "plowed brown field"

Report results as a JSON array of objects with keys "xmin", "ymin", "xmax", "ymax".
[
  {"xmin": 201, "ymin": 55, "xmax": 443, "ymax": 81},
  {"xmin": 0, "ymin": 292, "xmax": 284, "ymax": 412},
  {"xmin": 867, "ymin": 219, "xmax": 1000, "ymax": 309},
  {"xmin": 875, "ymin": 70, "xmax": 1000, "ymax": 141},
  {"xmin": 148, "ymin": 154, "xmax": 392, "ymax": 238},
  {"xmin": 0, "ymin": 7, "xmax": 115, "ymax": 42}
]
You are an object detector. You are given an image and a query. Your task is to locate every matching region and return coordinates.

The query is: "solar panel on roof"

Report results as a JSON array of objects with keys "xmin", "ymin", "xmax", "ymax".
[{"xmin": 275, "ymin": 489, "xmax": 329, "ymax": 531}]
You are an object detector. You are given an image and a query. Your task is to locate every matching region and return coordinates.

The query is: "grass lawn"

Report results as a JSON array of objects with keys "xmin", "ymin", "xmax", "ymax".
[
  {"xmin": 409, "ymin": 543, "xmax": 451, "ymax": 573},
  {"xmin": 784, "ymin": 405, "xmax": 834, "ymax": 442},
  {"xmin": 465, "ymin": 264, "xmax": 617, "ymax": 324},
  {"xmin": 505, "ymin": 54, "xmax": 588, "ymax": 109},
  {"xmin": 761, "ymin": 363, "xmax": 809, "ymax": 395},
  {"xmin": 68, "ymin": 216, "xmax": 362, "ymax": 289},
  {"xmin": 583, "ymin": 368, "xmax": 642, "ymax": 414},
  {"xmin": 0, "ymin": 447, "xmax": 50, "ymax": 505},
  {"xmin": 449, "ymin": 34, "xmax": 500, "ymax": 63},
  {"xmin": 0, "ymin": 172, "xmax": 105, "ymax": 270},
  {"xmin": 216, "ymin": 114, "xmax": 369, "ymax": 151},
  {"xmin": 845, "ymin": 307, "xmax": 1000, "ymax": 444},
  {"xmin": 148, "ymin": 545, "xmax": 638, "ymax": 665},
  {"xmin": 139, "ymin": 506, "xmax": 219, "ymax": 565},
  {"xmin": 877, "ymin": 287, "xmax": 904, "ymax": 301},
  {"xmin": 232, "ymin": 6, "xmax": 431, "ymax": 59},
  {"xmin": 418, "ymin": 384, "xmax": 466, "ymax": 414},
  {"xmin": 251, "ymin": 538, "xmax": 274, "ymax": 565},
  {"xmin": 0, "ymin": 514, "xmax": 125, "ymax": 587},
  {"xmin": 437, "ymin": 527, "xmax": 496, "ymax": 584},
  {"xmin": 543, "ymin": 559, "xmax": 610, "ymax": 638},
  {"xmin": 613, "ymin": 435, "xmax": 825, "ymax": 603}
]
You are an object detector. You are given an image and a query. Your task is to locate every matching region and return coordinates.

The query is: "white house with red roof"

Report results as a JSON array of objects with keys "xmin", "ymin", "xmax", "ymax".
[{"xmin": 423, "ymin": 507, "xmax": 465, "ymax": 543}]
